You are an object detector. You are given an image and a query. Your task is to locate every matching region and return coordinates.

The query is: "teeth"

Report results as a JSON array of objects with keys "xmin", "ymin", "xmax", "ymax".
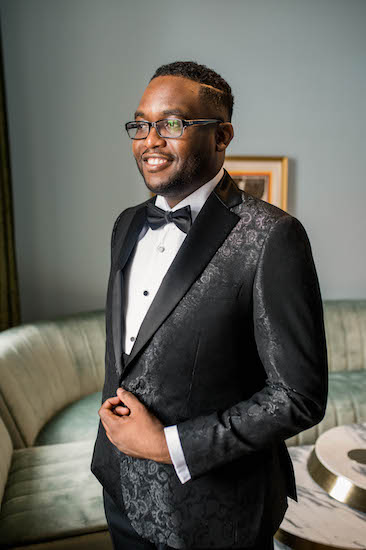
[{"xmin": 146, "ymin": 158, "xmax": 168, "ymax": 165}]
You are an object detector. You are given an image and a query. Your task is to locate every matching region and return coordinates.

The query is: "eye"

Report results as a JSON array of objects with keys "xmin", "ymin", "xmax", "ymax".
[
  {"xmin": 165, "ymin": 119, "xmax": 181, "ymax": 129},
  {"xmin": 134, "ymin": 121, "xmax": 149, "ymax": 136}
]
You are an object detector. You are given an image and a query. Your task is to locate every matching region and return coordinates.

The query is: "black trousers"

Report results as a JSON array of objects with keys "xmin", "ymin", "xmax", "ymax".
[{"xmin": 103, "ymin": 488, "xmax": 274, "ymax": 550}]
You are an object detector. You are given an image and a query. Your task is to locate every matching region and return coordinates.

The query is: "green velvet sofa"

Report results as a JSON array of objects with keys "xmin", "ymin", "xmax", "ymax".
[{"xmin": 0, "ymin": 300, "xmax": 365, "ymax": 548}]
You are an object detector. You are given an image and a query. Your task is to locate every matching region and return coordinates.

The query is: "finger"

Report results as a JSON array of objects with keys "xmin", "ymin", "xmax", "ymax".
[
  {"xmin": 100, "ymin": 417, "xmax": 118, "ymax": 444},
  {"xmin": 101, "ymin": 395, "xmax": 123, "ymax": 410},
  {"xmin": 116, "ymin": 387, "xmax": 140, "ymax": 408},
  {"xmin": 100, "ymin": 417, "xmax": 110, "ymax": 438},
  {"xmin": 113, "ymin": 405, "xmax": 130, "ymax": 416},
  {"xmin": 99, "ymin": 407, "xmax": 120, "ymax": 425}
]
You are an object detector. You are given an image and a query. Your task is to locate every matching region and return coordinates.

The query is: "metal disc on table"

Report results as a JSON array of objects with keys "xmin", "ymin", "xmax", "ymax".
[{"xmin": 308, "ymin": 423, "xmax": 366, "ymax": 513}]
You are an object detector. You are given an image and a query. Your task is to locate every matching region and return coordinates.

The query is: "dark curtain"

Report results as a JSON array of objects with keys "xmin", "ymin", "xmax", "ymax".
[{"xmin": 0, "ymin": 26, "xmax": 21, "ymax": 330}]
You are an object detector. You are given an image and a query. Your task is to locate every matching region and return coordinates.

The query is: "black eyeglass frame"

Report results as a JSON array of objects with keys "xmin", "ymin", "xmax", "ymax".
[{"xmin": 125, "ymin": 118, "xmax": 223, "ymax": 140}]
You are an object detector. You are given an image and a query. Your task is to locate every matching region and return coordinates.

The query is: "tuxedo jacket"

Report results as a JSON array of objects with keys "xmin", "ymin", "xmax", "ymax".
[{"xmin": 91, "ymin": 170, "xmax": 328, "ymax": 549}]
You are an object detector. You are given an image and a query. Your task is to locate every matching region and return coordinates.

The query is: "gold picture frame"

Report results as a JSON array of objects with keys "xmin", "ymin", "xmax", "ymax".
[{"xmin": 224, "ymin": 156, "xmax": 288, "ymax": 211}]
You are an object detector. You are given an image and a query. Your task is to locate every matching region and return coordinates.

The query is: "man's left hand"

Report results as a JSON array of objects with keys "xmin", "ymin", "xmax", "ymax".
[{"xmin": 98, "ymin": 387, "xmax": 172, "ymax": 464}]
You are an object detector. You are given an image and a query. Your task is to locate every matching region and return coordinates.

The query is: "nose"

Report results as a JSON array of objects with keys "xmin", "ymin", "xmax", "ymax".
[{"xmin": 144, "ymin": 124, "xmax": 166, "ymax": 149}]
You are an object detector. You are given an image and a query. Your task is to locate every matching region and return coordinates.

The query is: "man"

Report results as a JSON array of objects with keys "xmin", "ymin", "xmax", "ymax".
[{"xmin": 91, "ymin": 61, "xmax": 328, "ymax": 550}]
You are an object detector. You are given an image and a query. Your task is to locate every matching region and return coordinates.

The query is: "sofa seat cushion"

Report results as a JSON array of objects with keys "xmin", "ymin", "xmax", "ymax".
[
  {"xmin": 287, "ymin": 370, "xmax": 366, "ymax": 446},
  {"xmin": 0, "ymin": 439, "xmax": 107, "ymax": 547},
  {"xmin": 34, "ymin": 391, "xmax": 102, "ymax": 446}
]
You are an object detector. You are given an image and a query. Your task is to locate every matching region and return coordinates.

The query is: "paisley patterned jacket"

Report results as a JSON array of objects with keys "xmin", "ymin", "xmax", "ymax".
[{"xmin": 91, "ymin": 170, "xmax": 328, "ymax": 548}]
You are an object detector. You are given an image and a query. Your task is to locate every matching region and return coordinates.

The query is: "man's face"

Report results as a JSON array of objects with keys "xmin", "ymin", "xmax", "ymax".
[{"xmin": 132, "ymin": 76, "xmax": 223, "ymax": 198}]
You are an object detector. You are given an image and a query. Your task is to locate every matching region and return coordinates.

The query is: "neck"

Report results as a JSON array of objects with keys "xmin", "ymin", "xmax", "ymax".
[{"xmin": 164, "ymin": 167, "xmax": 224, "ymax": 208}]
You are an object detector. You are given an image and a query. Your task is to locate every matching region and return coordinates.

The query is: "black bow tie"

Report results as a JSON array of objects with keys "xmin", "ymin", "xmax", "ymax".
[{"xmin": 146, "ymin": 202, "xmax": 192, "ymax": 234}]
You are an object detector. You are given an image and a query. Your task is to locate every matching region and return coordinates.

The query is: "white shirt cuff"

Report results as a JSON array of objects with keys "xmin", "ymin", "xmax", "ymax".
[{"xmin": 164, "ymin": 425, "xmax": 191, "ymax": 484}]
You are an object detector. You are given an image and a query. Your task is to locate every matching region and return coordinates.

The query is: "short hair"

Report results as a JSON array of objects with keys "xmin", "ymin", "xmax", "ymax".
[{"xmin": 150, "ymin": 61, "xmax": 234, "ymax": 122}]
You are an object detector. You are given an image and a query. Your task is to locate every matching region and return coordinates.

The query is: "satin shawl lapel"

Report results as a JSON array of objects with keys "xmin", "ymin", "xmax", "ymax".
[
  {"xmin": 111, "ymin": 201, "xmax": 153, "ymax": 373},
  {"xmin": 121, "ymin": 171, "xmax": 243, "ymax": 375}
]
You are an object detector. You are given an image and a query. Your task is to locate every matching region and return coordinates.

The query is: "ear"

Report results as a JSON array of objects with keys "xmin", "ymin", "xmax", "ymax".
[{"xmin": 215, "ymin": 123, "xmax": 234, "ymax": 152}]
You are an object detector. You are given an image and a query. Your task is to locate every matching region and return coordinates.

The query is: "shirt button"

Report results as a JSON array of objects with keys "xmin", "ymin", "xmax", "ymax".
[
  {"xmin": 143, "ymin": 290, "xmax": 149, "ymax": 296},
  {"xmin": 157, "ymin": 245, "xmax": 165, "ymax": 252},
  {"xmin": 130, "ymin": 336, "xmax": 135, "ymax": 342}
]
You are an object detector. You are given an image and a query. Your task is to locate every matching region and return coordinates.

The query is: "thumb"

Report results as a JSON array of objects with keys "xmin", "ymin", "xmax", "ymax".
[{"xmin": 116, "ymin": 387, "xmax": 140, "ymax": 408}]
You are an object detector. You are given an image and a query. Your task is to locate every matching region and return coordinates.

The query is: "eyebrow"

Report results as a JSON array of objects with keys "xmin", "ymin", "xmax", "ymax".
[
  {"xmin": 134, "ymin": 111, "xmax": 145, "ymax": 119},
  {"xmin": 134, "ymin": 108, "xmax": 189, "ymax": 120}
]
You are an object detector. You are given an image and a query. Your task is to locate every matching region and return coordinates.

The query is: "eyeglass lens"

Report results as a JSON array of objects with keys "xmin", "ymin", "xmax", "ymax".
[{"xmin": 127, "ymin": 119, "xmax": 183, "ymax": 139}]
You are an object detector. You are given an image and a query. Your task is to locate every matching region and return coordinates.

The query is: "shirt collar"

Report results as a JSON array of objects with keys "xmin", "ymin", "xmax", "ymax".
[{"xmin": 154, "ymin": 166, "xmax": 224, "ymax": 224}]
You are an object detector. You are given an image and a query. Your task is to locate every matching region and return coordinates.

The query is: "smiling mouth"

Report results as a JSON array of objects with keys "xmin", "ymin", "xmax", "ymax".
[
  {"xmin": 146, "ymin": 157, "xmax": 169, "ymax": 166},
  {"xmin": 142, "ymin": 155, "xmax": 173, "ymax": 171}
]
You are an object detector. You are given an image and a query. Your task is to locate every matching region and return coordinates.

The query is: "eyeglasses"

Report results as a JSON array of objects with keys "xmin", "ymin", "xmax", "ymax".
[{"xmin": 125, "ymin": 118, "xmax": 223, "ymax": 140}]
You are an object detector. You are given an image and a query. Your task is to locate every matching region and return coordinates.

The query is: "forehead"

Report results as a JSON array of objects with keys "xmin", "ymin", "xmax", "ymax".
[{"xmin": 135, "ymin": 76, "xmax": 203, "ymax": 119}]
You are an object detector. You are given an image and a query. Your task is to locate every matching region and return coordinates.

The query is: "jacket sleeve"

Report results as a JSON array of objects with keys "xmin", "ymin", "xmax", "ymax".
[{"xmin": 176, "ymin": 214, "xmax": 328, "ymax": 481}]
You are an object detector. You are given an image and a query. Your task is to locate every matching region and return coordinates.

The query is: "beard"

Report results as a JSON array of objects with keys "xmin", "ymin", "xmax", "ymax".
[{"xmin": 136, "ymin": 152, "xmax": 204, "ymax": 197}]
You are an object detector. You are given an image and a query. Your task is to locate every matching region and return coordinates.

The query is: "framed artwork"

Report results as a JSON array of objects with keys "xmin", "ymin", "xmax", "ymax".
[{"xmin": 224, "ymin": 156, "xmax": 288, "ymax": 211}]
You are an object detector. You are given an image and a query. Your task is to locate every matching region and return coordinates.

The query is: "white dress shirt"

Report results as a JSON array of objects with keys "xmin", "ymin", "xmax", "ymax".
[{"xmin": 122, "ymin": 167, "xmax": 224, "ymax": 483}]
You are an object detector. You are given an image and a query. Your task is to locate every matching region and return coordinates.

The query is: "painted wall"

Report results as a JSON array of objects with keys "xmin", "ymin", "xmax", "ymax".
[{"xmin": 1, "ymin": 0, "xmax": 365, "ymax": 323}]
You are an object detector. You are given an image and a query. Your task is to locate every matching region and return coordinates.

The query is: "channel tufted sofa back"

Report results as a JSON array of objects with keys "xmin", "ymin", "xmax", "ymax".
[
  {"xmin": 323, "ymin": 300, "xmax": 366, "ymax": 372},
  {"xmin": 0, "ymin": 310, "xmax": 106, "ymax": 449}
]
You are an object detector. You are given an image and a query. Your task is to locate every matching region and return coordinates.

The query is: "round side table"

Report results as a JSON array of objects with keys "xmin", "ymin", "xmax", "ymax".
[{"xmin": 275, "ymin": 435, "xmax": 366, "ymax": 550}]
